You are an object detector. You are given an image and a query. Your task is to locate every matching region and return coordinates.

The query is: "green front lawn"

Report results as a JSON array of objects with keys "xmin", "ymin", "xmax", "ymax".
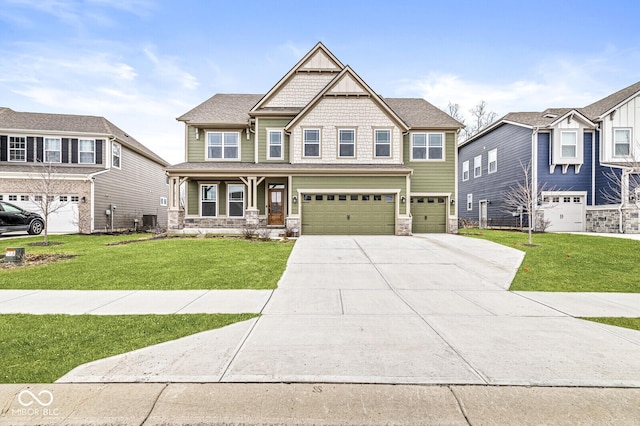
[
  {"xmin": 585, "ymin": 317, "xmax": 640, "ymax": 331},
  {"xmin": 0, "ymin": 234, "xmax": 293, "ymax": 290},
  {"xmin": 459, "ymin": 230, "xmax": 640, "ymax": 292},
  {"xmin": 0, "ymin": 313, "xmax": 257, "ymax": 383}
]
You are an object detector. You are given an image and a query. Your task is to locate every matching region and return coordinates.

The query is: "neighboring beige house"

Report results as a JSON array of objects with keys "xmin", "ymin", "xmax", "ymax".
[
  {"xmin": 167, "ymin": 42, "xmax": 463, "ymax": 235},
  {"xmin": 0, "ymin": 108, "xmax": 169, "ymax": 233}
]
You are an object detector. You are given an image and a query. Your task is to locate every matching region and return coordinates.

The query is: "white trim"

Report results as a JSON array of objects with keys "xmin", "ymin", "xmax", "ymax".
[
  {"xmin": 78, "ymin": 138, "xmax": 96, "ymax": 164},
  {"xmin": 337, "ymin": 128, "xmax": 356, "ymax": 158},
  {"xmin": 473, "ymin": 155, "xmax": 482, "ymax": 178},
  {"xmin": 227, "ymin": 183, "xmax": 245, "ymax": 218},
  {"xmin": 560, "ymin": 130, "xmax": 578, "ymax": 159},
  {"xmin": 613, "ymin": 127, "xmax": 632, "ymax": 158},
  {"xmin": 410, "ymin": 132, "xmax": 445, "ymax": 162},
  {"xmin": 44, "ymin": 136, "xmax": 62, "ymax": 163},
  {"xmin": 199, "ymin": 183, "xmax": 218, "ymax": 217},
  {"xmin": 205, "ymin": 131, "xmax": 241, "ymax": 161},
  {"xmin": 488, "ymin": 148, "xmax": 497, "ymax": 174},
  {"xmin": 7, "ymin": 135, "xmax": 27, "ymax": 162},
  {"xmin": 111, "ymin": 141, "xmax": 122, "ymax": 169},
  {"xmin": 373, "ymin": 128, "xmax": 392, "ymax": 159},
  {"xmin": 302, "ymin": 128, "xmax": 321, "ymax": 158},
  {"xmin": 462, "ymin": 160, "xmax": 470, "ymax": 181},
  {"xmin": 266, "ymin": 128, "xmax": 284, "ymax": 160}
]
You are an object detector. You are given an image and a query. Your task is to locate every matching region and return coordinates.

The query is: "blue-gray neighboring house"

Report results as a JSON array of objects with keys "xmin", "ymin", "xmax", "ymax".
[{"xmin": 458, "ymin": 81, "xmax": 640, "ymax": 234}]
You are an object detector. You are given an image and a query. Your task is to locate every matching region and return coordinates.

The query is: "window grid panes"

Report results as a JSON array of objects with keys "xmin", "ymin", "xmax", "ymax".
[
  {"xmin": 79, "ymin": 139, "xmax": 95, "ymax": 164},
  {"xmin": 474, "ymin": 155, "xmax": 482, "ymax": 178},
  {"xmin": 412, "ymin": 133, "xmax": 427, "ymax": 160},
  {"xmin": 614, "ymin": 129, "xmax": 631, "ymax": 157},
  {"xmin": 488, "ymin": 149, "xmax": 497, "ymax": 173},
  {"xmin": 228, "ymin": 184, "xmax": 245, "ymax": 217},
  {"xmin": 112, "ymin": 142, "xmax": 121, "ymax": 168},
  {"xmin": 412, "ymin": 133, "xmax": 444, "ymax": 160},
  {"xmin": 268, "ymin": 130, "xmax": 282, "ymax": 159},
  {"xmin": 207, "ymin": 132, "xmax": 239, "ymax": 160},
  {"xmin": 561, "ymin": 131, "xmax": 577, "ymax": 158},
  {"xmin": 338, "ymin": 129, "xmax": 355, "ymax": 158},
  {"xmin": 304, "ymin": 129, "xmax": 320, "ymax": 157},
  {"xmin": 374, "ymin": 129, "xmax": 391, "ymax": 157},
  {"xmin": 201, "ymin": 185, "xmax": 217, "ymax": 217},
  {"xmin": 45, "ymin": 137, "xmax": 61, "ymax": 163},
  {"xmin": 9, "ymin": 136, "xmax": 26, "ymax": 162},
  {"xmin": 428, "ymin": 134, "xmax": 443, "ymax": 159}
]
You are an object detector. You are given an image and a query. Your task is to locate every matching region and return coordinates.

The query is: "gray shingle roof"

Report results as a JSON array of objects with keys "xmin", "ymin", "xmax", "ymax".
[
  {"xmin": 177, "ymin": 94, "xmax": 263, "ymax": 125},
  {"xmin": 177, "ymin": 94, "xmax": 463, "ymax": 130},
  {"xmin": 0, "ymin": 108, "xmax": 168, "ymax": 166},
  {"xmin": 502, "ymin": 108, "xmax": 574, "ymax": 127},
  {"xmin": 384, "ymin": 98, "xmax": 464, "ymax": 129},
  {"xmin": 581, "ymin": 81, "xmax": 640, "ymax": 119},
  {"xmin": 166, "ymin": 162, "xmax": 412, "ymax": 173}
]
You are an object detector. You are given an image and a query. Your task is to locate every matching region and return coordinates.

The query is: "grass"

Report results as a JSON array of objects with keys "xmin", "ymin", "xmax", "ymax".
[
  {"xmin": 459, "ymin": 229, "xmax": 640, "ymax": 292},
  {"xmin": 0, "ymin": 234, "xmax": 294, "ymax": 290},
  {"xmin": 585, "ymin": 317, "xmax": 640, "ymax": 331},
  {"xmin": 0, "ymin": 313, "xmax": 257, "ymax": 383}
]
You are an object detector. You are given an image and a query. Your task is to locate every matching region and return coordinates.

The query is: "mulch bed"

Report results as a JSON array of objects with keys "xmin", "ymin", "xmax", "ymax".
[{"xmin": 1, "ymin": 253, "xmax": 76, "ymax": 269}]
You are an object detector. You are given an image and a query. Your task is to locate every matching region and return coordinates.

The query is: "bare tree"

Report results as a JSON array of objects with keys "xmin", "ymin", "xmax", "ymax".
[
  {"xmin": 445, "ymin": 102, "xmax": 468, "ymax": 140},
  {"xmin": 502, "ymin": 160, "xmax": 553, "ymax": 245},
  {"xmin": 599, "ymin": 157, "xmax": 640, "ymax": 232},
  {"xmin": 468, "ymin": 100, "xmax": 497, "ymax": 138},
  {"xmin": 26, "ymin": 161, "xmax": 71, "ymax": 245}
]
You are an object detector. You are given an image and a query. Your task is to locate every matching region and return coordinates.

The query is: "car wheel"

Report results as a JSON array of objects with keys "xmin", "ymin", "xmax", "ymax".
[{"xmin": 28, "ymin": 220, "xmax": 44, "ymax": 235}]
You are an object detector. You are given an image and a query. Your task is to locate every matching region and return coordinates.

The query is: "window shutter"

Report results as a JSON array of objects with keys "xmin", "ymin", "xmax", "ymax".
[
  {"xmin": 0, "ymin": 135, "xmax": 6, "ymax": 161},
  {"xmin": 27, "ymin": 137, "xmax": 35, "ymax": 162},
  {"xmin": 71, "ymin": 139, "xmax": 78, "ymax": 163},
  {"xmin": 36, "ymin": 137, "xmax": 44, "ymax": 162},
  {"xmin": 95, "ymin": 140, "xmax": 103, "ymax": 164},
  {"xmin": 62, "ymin": 138, "xmax": 69, "ymax": 163}
]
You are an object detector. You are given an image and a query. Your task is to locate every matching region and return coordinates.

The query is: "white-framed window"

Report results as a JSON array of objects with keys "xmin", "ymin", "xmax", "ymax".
[
  {"xmin": 303, "ymin": 129, "xmax": 320, "ymax": 157},
  {"xmin": 8, "ymin": 136, "xmax": 26, "ymax": 162},
  {"xmin": 411, "ymin": 133, "xmax": 444, "ymax": 160},
  {"xmin": 462, "ymin": 160, "xmax": 469, "ymax": 181},
  {"xmin": 44, "ymin": 137, "xmax": 61, "ymax": 163},
  {"xmin": 560, "ymin": 131, "xmax": 577, "ymax": 158},
  {"xmin": 79, "ymin": 139, "xmax": 96, "ymax": 164},
  {"xmin": 374, "ymin": 129, "xmax": 391, "ymax": 158},
  {"xmin": 338, "ymin": 129, "xmax": 355, "ymax": 158},
  {"xmin": 488, "ymin": 148, "xmax": 497, "ymax": 174},
  {"xmin": 474, "ymin": 155, "xmax": 482, "ymax": 178},
  {"xmin": 227, "ymin": 184, "xmax": 245, "ymax": 217},
  {"xmin": 614, "ymin": 128, "xmax": 631, "ymax": 157},
  {"xmin": 112, "ymin": 141, "xmax": 121, "ymax": 169},
  {"xmin": 200, "ymin": 184, "xmax": 217, "ymax": 217},
  {"xmin": 467, "ymin": 194, "xmax": 473, "ymax": 211},
  {"xmin": 267, "ymin": 129, "xmax": 283, "ymax": 160},
  {"xmin": 160, "ymin": 197, "xmax": 168, "ymax": 206},
  {"xmin": 206, "ymin": 132, "xmax": 239, "ymax": 160}
]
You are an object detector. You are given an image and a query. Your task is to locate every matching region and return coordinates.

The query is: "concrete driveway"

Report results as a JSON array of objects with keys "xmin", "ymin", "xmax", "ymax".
[{"xmin": 59, "ymin": 234, "xmax": 640, "ymax": 387}]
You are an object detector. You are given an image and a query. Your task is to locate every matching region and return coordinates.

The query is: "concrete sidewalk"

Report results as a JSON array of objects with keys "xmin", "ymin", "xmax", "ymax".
[
  {"xmin": 0, "ymin": 289, "xmax": 272, "ymax": 314},
  {"xmin": 1, "ymin": 383, "xmax": 639, "ymax": 425},
  {"xmin": 57, "ymin": 235, "xmax": 640, "ymax": 387}
]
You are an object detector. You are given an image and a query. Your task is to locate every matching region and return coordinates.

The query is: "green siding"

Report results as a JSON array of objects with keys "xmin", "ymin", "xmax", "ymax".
[
  {"xmin": 187, "ymin": 180, "xmax": 199, "ymax": 215},
  {"xmin": 257, "ymin": 118, "xmax": 292, "ymax": 163},
  {"xmin": 291, "ymin": 175, "xmax": 406, "ymax": 215},
  {"xmin": 186, "ymin": 125, "xmax": 254, "ymax": 163}
]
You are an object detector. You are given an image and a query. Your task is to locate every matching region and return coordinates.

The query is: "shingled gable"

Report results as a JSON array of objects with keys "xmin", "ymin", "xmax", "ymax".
[
  {"xmin": 250, "ymin": 42, "xmax": 345, "ymax": 112},
  {"xmin": 284, "ymin": 66, "xmax": 409, "ymax": 132},
  {"xmin": 580, "ymin": 80, "xmax": 640, "ymax": 120}
]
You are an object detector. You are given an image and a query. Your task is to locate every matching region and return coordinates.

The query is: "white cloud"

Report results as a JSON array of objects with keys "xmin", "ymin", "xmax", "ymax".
[{"xmin": 143, "ymin": 47, "xmax": 199, "ymax": 90}]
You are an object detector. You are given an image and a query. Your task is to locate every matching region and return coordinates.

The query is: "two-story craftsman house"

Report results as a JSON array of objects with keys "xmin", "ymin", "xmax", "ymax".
[{"xmin": 166, "ymin": 43, "xmax": 463, "ymax": 235}]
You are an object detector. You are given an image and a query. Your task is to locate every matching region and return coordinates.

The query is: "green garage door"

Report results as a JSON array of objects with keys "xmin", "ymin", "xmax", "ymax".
[
  {"xmin": 302, "ymin": 194, "xmax": 395, "ymax": 235},
  {"xmin": 411, "ymin": 196, "xmax": 447, "ymax": 233}
]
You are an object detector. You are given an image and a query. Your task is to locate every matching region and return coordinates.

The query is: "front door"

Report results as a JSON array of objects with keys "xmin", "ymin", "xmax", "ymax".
[{"xmin": 268, "ymin": 189, "xmax": 284, "ymax": 225}]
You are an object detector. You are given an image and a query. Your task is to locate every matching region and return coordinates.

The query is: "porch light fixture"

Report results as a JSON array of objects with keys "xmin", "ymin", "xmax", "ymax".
[
  {"xmin": 81, "ymin": 196, "xmax": 86, "ymax": 203},
  {"xmin": 292, "ymin": 195, "xmax": 298, "ymax": 203},
  {"xmin": 400, "ymin": 195, "xmax": 406, "ymax": 203},
  {"xmin": 450, "ymin": 199, "xmax": 455, "ymax": 205}
]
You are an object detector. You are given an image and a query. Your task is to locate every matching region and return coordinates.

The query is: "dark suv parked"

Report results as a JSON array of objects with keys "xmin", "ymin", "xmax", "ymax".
[{"xmin": 0, "ymin": 201, "xmax": 44, "ymax": 235}]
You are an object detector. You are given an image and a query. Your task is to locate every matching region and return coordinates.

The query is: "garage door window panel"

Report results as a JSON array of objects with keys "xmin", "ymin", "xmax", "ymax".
[{"xmin": 201, "ymin": 184, "xmax": 217, "ymax": 217}]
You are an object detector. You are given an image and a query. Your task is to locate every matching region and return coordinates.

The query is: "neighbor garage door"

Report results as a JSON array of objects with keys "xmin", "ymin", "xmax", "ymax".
[
  {"xmin": 411, "ymin": 196, "xmax": 447, "ymax": 233},
  {"xmin": 302, "ymin": 194, "xmax": 395, "ymax": 235},
  {"xmin": 2, "ymin": 194, "xmax": 79, "ymax": 233},
  {"xmin": 543, "ymin": 194, "xmax": 585, "ymax": 232}
]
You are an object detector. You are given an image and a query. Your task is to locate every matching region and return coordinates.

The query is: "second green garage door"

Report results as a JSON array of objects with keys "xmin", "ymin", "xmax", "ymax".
[
  {"xmin": 411, "ymin": 196, "xmax": 447, "ymax": 233},
  {"xmin": 302, "ymin": 194, "xmax": 395, "ymax": 235}
]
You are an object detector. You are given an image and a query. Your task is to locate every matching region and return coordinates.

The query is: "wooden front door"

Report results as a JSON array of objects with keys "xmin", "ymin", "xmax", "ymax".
[{"xmin": 268, "ymin": 189, "xmax": 285, "ymax": 225}]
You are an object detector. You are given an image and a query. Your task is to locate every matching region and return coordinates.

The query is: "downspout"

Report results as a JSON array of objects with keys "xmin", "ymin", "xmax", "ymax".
[
  {"xmin": 87, "ymin": 169, "xmax": 109, "ymax": 233},
  {"xmin": 531, "ymin": 127, "xmax": 540, "ymax": 233},
  {"xmin": 618, "ymin": 169, "xmax": 628, "ymax": 233}
]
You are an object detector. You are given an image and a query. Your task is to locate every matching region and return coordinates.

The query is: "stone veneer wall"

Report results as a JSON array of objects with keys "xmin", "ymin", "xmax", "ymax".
[
  {"xmin": 396, "ymin": 217, "xmax": 412, "ymax": 236},
  {"xmin": 586, "ymin": 207, "xmax": 640, "ymax": 234},
  {"xmin": 449, "ymin": 217, "xmax": 459, "ymax": 234}
]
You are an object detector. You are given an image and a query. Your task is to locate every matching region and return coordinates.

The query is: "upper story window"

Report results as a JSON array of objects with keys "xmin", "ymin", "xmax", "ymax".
[
  {"xmin": 488, "ymin": 148, "xmax": 497, "ymax": 174},
  {"xmin": 374, "ymin": 129, "xmax": 391, "ymax": 158},
  {"xmin": 9, "ymin": 136, "xmax": 26, "ymax": 162},
  {"xmin": 474, "ymin": 155, "xmax": 482, "ymax": 178},
  {"xmin": 79, "ymin": 139, "xmax": 95, "ymax": 164},
  {"xmin": 411, "ymin": 133, "xmax": 444, "ymax": 160},
  {"xmin": 614, "ymin": 129, "xmax": 631, "ymax": 157},
  {"xmin": 462, "ymin": 160, "xmax": 469, "ymax": 181},
  {"xmin": 303, "ymin": 129, "xmax": 320, "ymax": 158},
  {"xmin": 338, "ymin": 129, "xmax": 355, "ymax": 158},
  {"xmin": 560, "ymin": 131, "xmax": 577, "ymax": 158},
  {"xmin": 200, "ymin": 184, "xmax": 217, "ymax": 217},
  {"xmin": 207, "ymin": 132, "xmax": 239, "ymax": 160},
  {"xmin": 267, "ymin": 130, "xmax": 283, "ymax": 160},
  {"xmin": 44, "ymin": 137, "xmax": 61, "ymax": 163},
  {"xmin": 228, "ymin": 184, "xmax": 245, "ymax": 217},
  {"xmin": 112, "ymin": 141, "xmax": 121, "ymax": 169}
]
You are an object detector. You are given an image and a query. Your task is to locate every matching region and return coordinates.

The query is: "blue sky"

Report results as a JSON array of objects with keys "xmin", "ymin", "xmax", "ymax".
[{"xmin": 1, "ymin": 0, "xmax": 640, "ymax": 164}]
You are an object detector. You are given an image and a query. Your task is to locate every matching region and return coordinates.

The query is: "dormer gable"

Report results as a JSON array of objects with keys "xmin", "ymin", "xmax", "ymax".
[
  {"xmin": 251, "ymin": 42, "xmax": 344, "ymax": 111},
  {"xmin": 549, "ymin": 109, "xmax": 595, "ymax": 174}
]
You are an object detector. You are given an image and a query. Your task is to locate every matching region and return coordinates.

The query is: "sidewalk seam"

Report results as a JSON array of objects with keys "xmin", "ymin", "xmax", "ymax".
[
  {"xmin": 140, "ymin": 383, "xmax": 168, "ymax": 425},
  {"xmin": 448, "ymin": 386, "xmax": 472, "ymax": 425}
]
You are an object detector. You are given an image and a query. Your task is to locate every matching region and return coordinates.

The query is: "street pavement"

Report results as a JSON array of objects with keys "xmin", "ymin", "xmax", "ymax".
[{"xmin": 54, "ymin": 234, "xmax": 640, "ymax": 387}]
